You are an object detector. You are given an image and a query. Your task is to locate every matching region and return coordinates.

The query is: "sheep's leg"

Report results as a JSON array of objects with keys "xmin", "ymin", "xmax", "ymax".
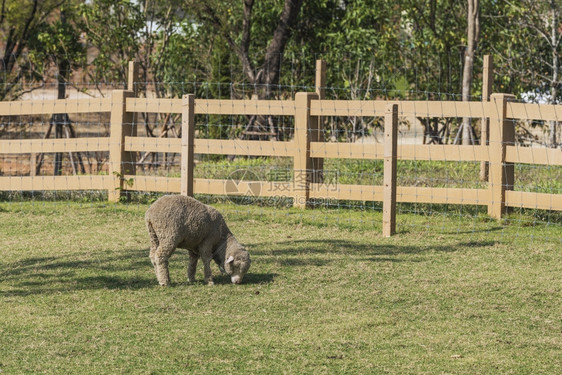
[
  {"xmin": 154, "ymin": 241, "xmax": 175, "ymax": 286},
  {"xmin": 187, "ymin": 251, "xmax": 198, "ymax": 283},
  {"xmin": 198, "ymin": 241, "xmax": 214, "ymax": 286},
  {"xmin": 147, "ymin": 221, "xmax": 159, "ymax": 268},
  {"xmin": 202, "ymin": 258, "xmax": 214, "ymax": 285},
  {"xmin": 149, "ymin": 247, "xmax": 157, "ymax": 268}
]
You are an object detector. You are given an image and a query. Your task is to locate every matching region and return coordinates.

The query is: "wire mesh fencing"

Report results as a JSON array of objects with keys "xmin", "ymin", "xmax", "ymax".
[{"xmin": 0, "ymin": 59, "xmax": 560, "ymax": 243}]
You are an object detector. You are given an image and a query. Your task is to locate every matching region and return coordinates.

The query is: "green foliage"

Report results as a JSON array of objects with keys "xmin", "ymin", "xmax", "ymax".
[
  {"xmin": 0, "ymin": 0, "xmax": 70, "ymax": 99},
  {"xmin": 3, "ymin": 0, "xmax": 562, "ymax": 142},
  {"xmin": 27, "ymin": 4, "xmax": 86, "ymax": 79},
  {"xmin": 151, "ymin": 20, "xmax": 204, "ymax": 95},
  {"xmin": 112, "ymin": 171, "xmax": 134, "ymax": 189},
  {"xmin": 79, "ymin": 0, "xmax": 145, "ymax": 85}
]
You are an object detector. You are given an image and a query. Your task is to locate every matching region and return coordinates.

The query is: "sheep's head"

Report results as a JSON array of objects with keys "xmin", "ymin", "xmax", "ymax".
[{"xmin": 224, "ymin": 249, "xmax": 251, "ymax": 284}]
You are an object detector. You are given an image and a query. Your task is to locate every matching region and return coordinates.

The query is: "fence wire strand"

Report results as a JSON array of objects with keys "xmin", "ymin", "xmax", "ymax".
[{"xmin": 0, "ymin": 62, "xmax": 561, "ymax": 243}]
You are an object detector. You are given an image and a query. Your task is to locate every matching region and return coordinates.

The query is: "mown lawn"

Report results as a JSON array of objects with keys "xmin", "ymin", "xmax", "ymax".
[{"xmin": 0, "ymin": 200, "xmax": 560, "ymax": 374}]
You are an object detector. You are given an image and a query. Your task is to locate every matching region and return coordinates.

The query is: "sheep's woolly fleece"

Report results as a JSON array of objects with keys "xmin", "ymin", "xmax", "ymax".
[{"xmin": 145, "ymin": 195, "xmax": 251, "ymax": 286}]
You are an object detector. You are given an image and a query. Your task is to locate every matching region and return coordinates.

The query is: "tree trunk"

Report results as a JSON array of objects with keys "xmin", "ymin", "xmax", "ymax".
[
  {"xmin": 461, "ymin": 0, "xmax": 479, "ymax": 145},
  {"xmin": 198, "ymin": 0, "xmax": 303, "ymax": 140},
  {"xmin": 53, "ymin": 60, "xmax": 68, "ymax": 176},
  {"xmin": 550, "ymin": 2, "xmax": 559, "ymax": 147}
]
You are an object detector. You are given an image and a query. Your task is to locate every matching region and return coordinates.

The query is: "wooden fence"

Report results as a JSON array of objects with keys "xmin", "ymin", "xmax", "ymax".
[{"xmin": 1, "ymin": 61, "xmax": 561, "ymax": 236}]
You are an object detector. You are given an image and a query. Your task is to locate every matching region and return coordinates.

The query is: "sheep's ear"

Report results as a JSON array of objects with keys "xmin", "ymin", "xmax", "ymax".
[{"xmin": 226, "ymin": 255, "xmax": 234, "ymax": 264}]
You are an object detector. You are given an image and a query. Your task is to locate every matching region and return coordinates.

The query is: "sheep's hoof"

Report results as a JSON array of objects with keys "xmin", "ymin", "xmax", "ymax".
[{"xmin": 158, "ymin": 280, "xmax": 171, "ymax": 287}]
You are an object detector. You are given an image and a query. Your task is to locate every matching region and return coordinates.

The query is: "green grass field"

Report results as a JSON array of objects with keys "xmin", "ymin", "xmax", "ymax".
[{"xmin": 0, "ymin": 200, "xmax": 560, "ymax": 374}]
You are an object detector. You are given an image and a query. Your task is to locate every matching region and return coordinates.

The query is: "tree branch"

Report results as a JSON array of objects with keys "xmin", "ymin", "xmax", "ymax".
[
  {"xmin": 261, "ymin": 0, "xmax": 304, "ymax": 88},
  {"xmin": 199, "ymin": 2, "xmax": 256, "ymax": 82}
]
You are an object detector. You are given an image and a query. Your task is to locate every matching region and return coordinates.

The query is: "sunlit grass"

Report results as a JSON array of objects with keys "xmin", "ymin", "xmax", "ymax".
[{"xmin": 0, "ymin": 200, "xmax": 560, "ymax": 374}]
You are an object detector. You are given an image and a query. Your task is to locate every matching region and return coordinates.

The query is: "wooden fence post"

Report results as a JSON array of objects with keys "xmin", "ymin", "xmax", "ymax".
[
  {"xmin": 294, "ymin": 92, "xmax": 319, "ymax": 208},
  {"xmin": 313, "ymin": 60, "xmax": 326, "ymax": 184},
  {"xmin": 128, "ymin": 61, "xmax": 140, "ymax": 95},
  {"xmin": 383, "ymin": 104, "xmax": 398, "ymax": 237},
  {"xmin": 488, "ymin": 93, "xmax": 515, "ymax": 219},
  {"xmin": 108, "ymin": 89, "xmax": 136, "ymax": 202},
  {"xmin": 181, "ymin": 94, "xmax": 195, "ymax": 197},
  {"xmin": 315, "ymin": 59, "xmax": 326, "ymax": 99},
  {"xmin": 480, "ymin": 55, "xmax": 493, "ymax": 181}
]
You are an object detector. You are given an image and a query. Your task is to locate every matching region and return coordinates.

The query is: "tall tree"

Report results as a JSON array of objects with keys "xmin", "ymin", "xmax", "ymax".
[
  {"xmin": 0, "ymin": 0, "xmax": 65, "ymax": 100},
  {"xmin": 288, "ymin": 0, "xmax": 403, "ymax": 141},
  {"xmin": 28, "ymin": 2, "xmax": 86, "ymax": 175},
  {"xmin": 79, "ymin": 0, "xmax": 145, "ymax": 89},
  {"xmin": 504, "ymin": 0, "xmax": 562, "ymax": 147},
  {"xmin": 193, "ymin": 0, "xmax": 304, "ymax": 99},
  {"xmin": 401, "ymin": 0, "xmax": 466, "ymax": 144}
]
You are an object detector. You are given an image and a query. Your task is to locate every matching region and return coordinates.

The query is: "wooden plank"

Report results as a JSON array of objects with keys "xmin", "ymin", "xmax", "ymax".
[
  {"xmin": 293, "ymin": 92, "xmax": 318, "ymax": 208},
  {"xmin": 488, "ymin": 94, "xmax": 515, "ymax": 219},
  {"xmin": 196, "ymin": 99, "xmax": 296, "ymax": 116},
  {"xmin": 181, "ymin": 94, "xmax": 195, "ymax": 196},
  {"xmin": 505, "ymin": 191, "xmax": 562, "ymax": 211},
  {"xmin": 315, "ymin": 60, "xmax": 327, "ymax": 99},
  {"xmin": 506, "ymin": 102, "xmax": 562, "ymax": 122},
  {"xmin": 383, "ymin": 104, "xmax": 398, "ymax": 237},
  {"xmin": 0, "ymin": 98, "xmax": 111, "ymax": 116},
  {"xmin": 124, "ymin": 136, "xmax": 181, "ymax": 153},
  {"xmin": 127, "ymin": 97, "xmax": 562, "ymax": 122},
  {"xmin": 195, "ymin": 139, "xmax": 296, "ymax": 157},
  {"xmin": 310, "ymin": 142, "xmax": 488, "ymax": 161},
  {"xmin": 127, "ymin": 177, "xmax": 293, "ymax": 197},
  {"xmin": 310, "ymin": 100, "xmax": 488, "ymax": 118},
  {"xmin": 397, "ymin": 187, "xmax": 489, "ymax": 205},
  {"xmin": 122, "ymin": 177, "xmax": 561, "ymax": 212},
  {"xmin": 398, "ymin": 145, "xmax": 488, "ymax": 162},
  {"xmin": 309, "ymin": 184, "xmax": 488, "ymax": 206},
  {"xmin": 126, "ymin": 98, "xmax": 296, "ymax": 116},
  {"xmin": 126, "ymin": 96, "xmax": 562, "ymax": 122},
  {"xmin": 0, "ymin": 138, "xmax": 495, "ymax": 163},
  {"xmin": 314, "ymin": 61, "xmax": 327, "ymax": 184},
  {"xmin": 505, "ymin": 145, "xmax": 562, "ymax": 166},
  {"xmin": 0, "ymin": 176, "xmax": 110, "ymax": 191},
  {"xmin": 124, "ymin": 136, "xmax": 295, "ymax": 157},
  {"xmin": 0, "ymin": 138, "xmax": 110, "ymax": 154},
  {"xmin": 194, "ymin": 179, "xmax": 287, "ymax": 197},
  {"xmin": 123, "ymin": 175, "xmax": 180, "ymax": 193},
  {"xmin": 128, "ymin": 61, "xmax": 140, "ymax": 95},
  {"xmin": 309, "ymin": 183, "xmax": 384, "ymax": 201},
  {"xmin": 126, "ymin": 98, "xmax": 182, "ymax": 113},
  {"xmin": 309, "ymin": 142, "xmax": 384, "ymax": 159},
  {"xmin": 5, "ymin": 96, "xmax": 562, "ymax": 123},
  {"xmin": 310, "ymin": 100, "xmax": 383, "ymax": 117},
  {"xmin": 108, "ymin": 90, "xmax": 135, "ymax": 202}
]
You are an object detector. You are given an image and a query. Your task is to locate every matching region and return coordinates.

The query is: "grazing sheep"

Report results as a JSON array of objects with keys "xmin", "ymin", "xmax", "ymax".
[{"xmin": 145, "ymin": 195, "xmax": 251, "ymax": 286}]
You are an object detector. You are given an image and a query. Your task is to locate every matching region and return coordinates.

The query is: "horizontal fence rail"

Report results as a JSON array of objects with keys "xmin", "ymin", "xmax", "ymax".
[
  {"xmin": 1, "ymin": 84, "xmax": 561, "ymax": 235},
  {"xmin": 0, "ymin": 98, "xmax": 112, "ymax": 115},
  {"xmin": 0, "ymin": 138, "xmax": 111, "ymax": 154},
  {"xmin": 126, "ymin": 98, "xmax": 297, "ymax": 116}
]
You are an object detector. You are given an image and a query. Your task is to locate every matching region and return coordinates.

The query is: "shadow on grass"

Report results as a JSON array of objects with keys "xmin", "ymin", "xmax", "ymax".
[
  {"xmin": 1, "ymin": 238, "xmax": 496, "ymax": 296},
  {"xmin": 444, "ymin": 226, "xmax": 503, "ymax": 235},
  {"xmin": 249, "ymin": 238, "xmax": 498, "ymax": 265},
  {"xmin": 0, "ymin": 252, "xmax": 153, "ymax": 297},
  {"xmin": 208, "ymin": 272, "xmax": 278, "ymax": 286},
  {"xmin": 0, "ymin": 248, "xmax": 278, "ymax": 296}
]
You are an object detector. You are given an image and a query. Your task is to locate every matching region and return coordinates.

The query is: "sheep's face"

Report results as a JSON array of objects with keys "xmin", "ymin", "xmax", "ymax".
[{"xmin": 224, "ymin": 250, "xmax": 251, "ymax": 284}]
